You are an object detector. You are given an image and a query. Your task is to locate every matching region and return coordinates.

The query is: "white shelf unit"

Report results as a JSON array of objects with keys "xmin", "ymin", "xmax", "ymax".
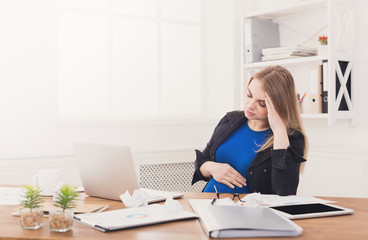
[
  {"xmin": 244, "ymin": 0, "xmax": 327, "ymax": 19},
  {"xmin": 241, "ymin": 0, "xmax": 358, "ymax": 127},
  {"xmin": 245, "ymin": 55, "xmax": 328, "ymax": 69}
]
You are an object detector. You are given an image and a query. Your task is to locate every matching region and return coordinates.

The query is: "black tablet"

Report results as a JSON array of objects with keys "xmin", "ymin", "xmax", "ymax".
[{"xmin": 270, "ymin": 203, "xmax": 354, "ymax": 219}]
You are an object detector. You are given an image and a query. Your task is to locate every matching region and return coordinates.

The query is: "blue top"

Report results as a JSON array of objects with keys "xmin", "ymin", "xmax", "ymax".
[{"xmin": 203, "ymin": 121, "xmax": 270, "ymax": 193}]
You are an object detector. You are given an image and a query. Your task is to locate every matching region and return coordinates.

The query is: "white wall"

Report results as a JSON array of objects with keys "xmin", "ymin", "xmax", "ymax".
[{"xmin": 0, "ymin": 0, "xmax": 235, "ymax": 161}]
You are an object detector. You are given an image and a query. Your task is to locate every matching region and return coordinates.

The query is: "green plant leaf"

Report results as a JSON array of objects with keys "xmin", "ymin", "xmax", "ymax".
[
  {"xmin": 20, "ymin": 185, "xmax": 44, "ymax": 210},
  {"xmin": 53, "ymin": 184, "xmax": 79, "ymax": 211}
]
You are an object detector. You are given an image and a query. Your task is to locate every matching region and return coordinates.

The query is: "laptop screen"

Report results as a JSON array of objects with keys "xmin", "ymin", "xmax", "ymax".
[{"xmin": 73, "ymin": 143, "xmax": 139, "ymax": 201}]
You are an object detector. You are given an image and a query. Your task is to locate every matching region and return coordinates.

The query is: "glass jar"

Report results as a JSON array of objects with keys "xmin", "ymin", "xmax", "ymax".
[
  {"xmin": 49, "ymin": 209, "xmax": 74, "ymax": 232},
  {"xmin": 20, "ymin": 207, "xmax": 43, "ymax": 230}
]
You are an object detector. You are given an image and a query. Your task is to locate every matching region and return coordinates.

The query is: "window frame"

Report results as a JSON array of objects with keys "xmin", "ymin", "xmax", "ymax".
[{"xmin": 58, "ymin": 0, "xmax": 209, "ymax": 125}]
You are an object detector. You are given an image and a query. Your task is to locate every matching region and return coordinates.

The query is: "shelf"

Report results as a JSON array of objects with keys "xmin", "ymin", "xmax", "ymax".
[
  {"xmin": 301, "ymin": 113, "xmax": 328, "ymax": 119},
  {"xmin": 245, "ymin": 55, "xmax": 327, "ymax": 69},
  {"xmin": 244, "ymin": 0, "xmax": 327, "ymax": 19},
  {"xmin": 241, "ymin": 0, "xmax": 357, "ymax": 126}
]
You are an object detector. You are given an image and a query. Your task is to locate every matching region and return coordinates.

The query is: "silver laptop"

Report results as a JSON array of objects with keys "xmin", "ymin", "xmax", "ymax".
[{"xmin": 73, "ymin": 142, "xmax": 183, "ymax": 203}]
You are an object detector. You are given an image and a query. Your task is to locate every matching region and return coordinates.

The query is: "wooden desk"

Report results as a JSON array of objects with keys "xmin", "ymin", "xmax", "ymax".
[{"xmin": 1, "ymin": 192, "xmax": 367, "ymax": 240}]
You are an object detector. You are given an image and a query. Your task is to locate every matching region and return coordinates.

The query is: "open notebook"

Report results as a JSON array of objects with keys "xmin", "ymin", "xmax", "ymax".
[
  {"xmin": 190, "ymin": 199, "xmax": 302, "ymax": 238},
  {"xmin": 73, "ymin": 143, "xmax": 183, "ymax": 203}
]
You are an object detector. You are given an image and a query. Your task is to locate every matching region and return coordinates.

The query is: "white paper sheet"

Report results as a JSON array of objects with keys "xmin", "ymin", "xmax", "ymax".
[{"xmin": 0, "ymin": 187, "xmax": 22, "ymax": 205}]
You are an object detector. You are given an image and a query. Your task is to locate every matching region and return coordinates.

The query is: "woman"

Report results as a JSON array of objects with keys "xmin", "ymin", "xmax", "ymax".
[{"xmin": 192, "ymin": 66, "xmax": 308, "ymax": 196}]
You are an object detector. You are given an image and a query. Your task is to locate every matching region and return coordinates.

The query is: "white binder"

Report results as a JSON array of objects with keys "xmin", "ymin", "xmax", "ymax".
[
  {"xmin": 244, "ymin": 18, "xmax": 280, "ymax": 63},
  {"xmin": 309, "ymin": 65, "xmax": 323, "ymax": 114}
]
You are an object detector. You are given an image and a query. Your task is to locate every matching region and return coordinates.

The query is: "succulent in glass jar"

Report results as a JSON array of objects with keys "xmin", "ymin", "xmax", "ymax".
[
  {"xmin": 19, "ymin": 185, "xmax": 44, "ymax": 230},
  {"xmin": 49, "ymin": 184, "xmax": 79, "ymax": 232}
]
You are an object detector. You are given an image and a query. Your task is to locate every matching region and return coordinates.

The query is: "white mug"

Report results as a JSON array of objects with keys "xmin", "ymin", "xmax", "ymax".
[{"xmin": 33, "ymin": 169, "xmax": 61, "ymax": 196}]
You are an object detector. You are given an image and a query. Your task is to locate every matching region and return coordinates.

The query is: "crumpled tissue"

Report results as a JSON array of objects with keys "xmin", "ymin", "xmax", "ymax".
[
  {"xmin": 164, "ymin": 197, "xmax": 182, "ymax": 213},
  {"xmin": 237, "ymin": 192, "xmax": 263, "ymax": 207},
  {"xmin": 120, "ymin": 189, "xmax": 149, "ymax": 208}
]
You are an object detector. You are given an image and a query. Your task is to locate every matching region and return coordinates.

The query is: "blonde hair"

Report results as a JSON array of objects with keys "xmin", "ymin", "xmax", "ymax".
[{"xmin": 248, "ymin": 66, "xmax": 308, "ymax": 161}]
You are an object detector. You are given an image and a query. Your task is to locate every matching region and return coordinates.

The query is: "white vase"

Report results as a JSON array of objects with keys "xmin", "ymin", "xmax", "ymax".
[{"xmin": 318, "ymin": 45, "xmax": 328, "ymax": 56}]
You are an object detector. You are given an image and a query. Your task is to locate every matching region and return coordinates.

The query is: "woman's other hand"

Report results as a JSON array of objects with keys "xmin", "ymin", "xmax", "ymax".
[{"xmin": 200, "ymin": 161, "xmax": 247, "ymax": 189}]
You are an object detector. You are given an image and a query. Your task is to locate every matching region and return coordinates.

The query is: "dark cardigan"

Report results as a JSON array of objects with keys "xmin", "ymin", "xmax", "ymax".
[{"xmin": 192, "ymin": 111, "xmax": 306, "ymax": 196}]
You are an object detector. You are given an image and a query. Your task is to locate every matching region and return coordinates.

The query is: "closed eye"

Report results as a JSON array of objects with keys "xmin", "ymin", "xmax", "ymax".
[
  {"xmin": 247, "ymin": 89, "xmax": 265, "ymax": 107},
  {"xmin": 247, "ymin": 89, "xmax": 252, "ymax": 98}
]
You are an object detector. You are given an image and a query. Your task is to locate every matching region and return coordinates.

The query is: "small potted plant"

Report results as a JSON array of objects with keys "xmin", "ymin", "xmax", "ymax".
[
  {"xmin": 318, "ymin": 35, "xmax": 328, "ymax": 55},
  {"xmin": 19, "ymin": 185, "xmax": 44, "ymax": 230},
  {"xmin": 318, "ymin": 35, "xmax": 328, "ymax": 45},
  {"xmin": 49, "ymin": 184, "xmax": 79, "ymax": 232}
]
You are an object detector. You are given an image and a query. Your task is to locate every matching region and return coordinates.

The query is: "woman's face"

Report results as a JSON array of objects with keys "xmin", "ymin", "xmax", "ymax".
[{"xmin": 244, "ymin": 78, "xmax": 268, "ymax": 121}]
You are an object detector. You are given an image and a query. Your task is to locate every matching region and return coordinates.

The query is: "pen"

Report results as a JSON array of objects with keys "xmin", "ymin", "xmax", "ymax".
[
  {"xmin": 300, "ymin": 92, "xmax": 307, "ymax": 103},
  {"xmin": 211, "ymin": 185, "xmax": 219, "ymax": 205}
]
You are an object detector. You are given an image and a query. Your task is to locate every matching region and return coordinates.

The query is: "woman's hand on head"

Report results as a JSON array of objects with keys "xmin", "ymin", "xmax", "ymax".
[
  {"xmin": 200, "ymin": 162, "xmax": 247, "ymax": 189},
  {"xmin": 265, "ymin": 93, "xmax": 286, "ymax": 133},
  {"xmin": 265, "ymin": 93, "xmax": 290, "ymax": 149}
]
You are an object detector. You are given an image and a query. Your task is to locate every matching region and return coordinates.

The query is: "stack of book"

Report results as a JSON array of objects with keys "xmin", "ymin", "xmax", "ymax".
[{"xmin": 261, "ymin": 45, "xmax": 317, "ymax": 61}]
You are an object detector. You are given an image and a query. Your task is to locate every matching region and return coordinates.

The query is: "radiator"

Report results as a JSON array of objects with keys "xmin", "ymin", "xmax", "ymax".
[{"xmin": 138, "ymin": 161, "xmax": 206, "ymax": 192}]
